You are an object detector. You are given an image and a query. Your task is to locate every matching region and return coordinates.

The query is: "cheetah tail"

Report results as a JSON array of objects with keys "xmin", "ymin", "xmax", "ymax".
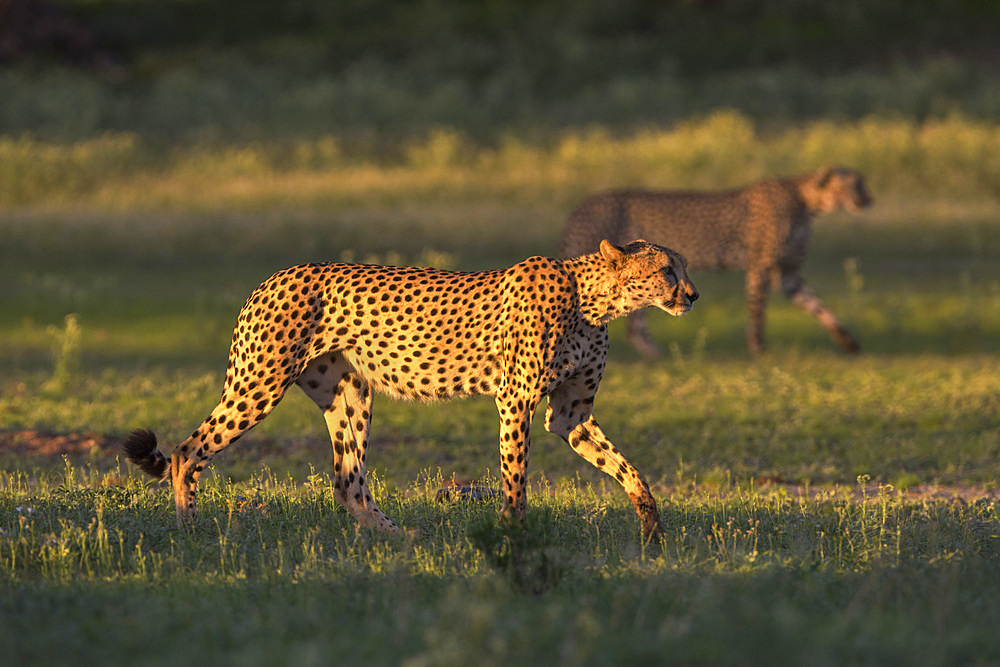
[{"xmin": 122, "ymin": 429, "xmax": 170, "ymax": 481}]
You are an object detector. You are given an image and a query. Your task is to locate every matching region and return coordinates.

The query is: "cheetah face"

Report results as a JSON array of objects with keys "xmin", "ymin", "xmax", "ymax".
[
  {"xmin": 807, "ymin": 166, "xmax": 874, "ymax": 213},
  {"xmin": 601, "ymin": 239, "xmax": 699, "ymax": 317}
]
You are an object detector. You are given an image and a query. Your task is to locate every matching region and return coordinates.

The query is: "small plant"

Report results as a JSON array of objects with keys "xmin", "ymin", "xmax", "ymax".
[
  {"xmin": 336, "ymin": 248, "xmax": 455, "ymax": 269},
  {"xmin": 469, "ymin": 514, "xmax": 566, "ymax": 595},
  {"xmin": 842, "ymin": 257, "xmax": 866, "ymax": 325},
  {"xmin": 415, "ymin": 248, "xmax": 456, "ymax": 270},
  {"xmin": 669, "ymin": 326, "xmax": 709, "ymax": 367},
  {"xmin": 44, "ymin": 313, "xmax": 82, "ymax": 391},
  {"xmin": 844, "ymin": 257, "xmax": 864, "ymax": 295}
]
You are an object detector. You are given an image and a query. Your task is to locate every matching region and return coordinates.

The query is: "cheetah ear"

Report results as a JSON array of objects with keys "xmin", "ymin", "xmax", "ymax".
[
  {"xmin": 599, "ymin": 239, "xmax": 626, "ymax": 269},
  {"xmin": 813, "ymin": 165, "xmax": 836, "ymax": 188}
]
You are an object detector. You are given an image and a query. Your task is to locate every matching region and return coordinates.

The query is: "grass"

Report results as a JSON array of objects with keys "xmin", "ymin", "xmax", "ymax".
[
  {"xmin": 0, "ymin": 466, "xmax": 997, "ymax": 665},
  {"xmin": 2, "ymin": 354, "xmax": 1000, "ymax": 490},
  {"xmin": 2, "ymin": 174, "xmax": 999, "ymax": 662},
  {"xmin": 4, "ymin": 113, "xmax": 1000, "ymax": 209},
  {"xmin": 3, "ymin": 2, "xmax": 999, "ymax": 660},
  {"xmin": 2, "ymin": 175, "xmax": 999, "ymax": 489}
]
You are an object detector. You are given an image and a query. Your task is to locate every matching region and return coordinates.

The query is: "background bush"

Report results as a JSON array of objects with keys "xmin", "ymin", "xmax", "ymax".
[{"xmin": 3, "ymin": 0, "xmax": 1000, "ymax": 144}]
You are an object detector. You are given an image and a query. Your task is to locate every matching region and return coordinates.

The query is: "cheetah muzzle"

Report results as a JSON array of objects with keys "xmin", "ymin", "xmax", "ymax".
[{"xmin": 123, "ymin": 239, "xmax": 697, "ymax": 542}]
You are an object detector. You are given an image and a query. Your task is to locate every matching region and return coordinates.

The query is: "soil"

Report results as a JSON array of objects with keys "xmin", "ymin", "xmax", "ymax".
[{"xmin": 0, "ymin": 429, "xmax": 120, "ymax": 457}]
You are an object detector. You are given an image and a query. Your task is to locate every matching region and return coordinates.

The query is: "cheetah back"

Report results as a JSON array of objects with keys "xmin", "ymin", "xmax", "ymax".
[{"xmin": 228, "ymin": 258, "xmax": 588, "ymax": 404}]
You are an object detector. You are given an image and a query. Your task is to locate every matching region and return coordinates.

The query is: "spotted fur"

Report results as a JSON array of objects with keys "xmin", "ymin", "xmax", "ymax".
[
  {"xmin": 123, "ymin": 240, "xmax": 698, "ymax": 541},
  {"xmin": 560, "ymin": 166, "xmax": 872, "ymax": 356}
]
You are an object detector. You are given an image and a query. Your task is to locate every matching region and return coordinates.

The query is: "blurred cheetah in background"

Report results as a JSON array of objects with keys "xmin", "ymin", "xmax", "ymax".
[
  {"xmin": 124, "ymin": 240, "xmax": 698, "ymax": 541},
  {"xmin": 560, "ymin": 166, "xmax": 872, "ymax": 356}
]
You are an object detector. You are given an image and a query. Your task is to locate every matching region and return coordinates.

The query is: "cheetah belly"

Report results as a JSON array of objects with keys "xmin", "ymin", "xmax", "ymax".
[{"xmin": 335, "ymin": 319, "xmax": 504, "ymax": 402}]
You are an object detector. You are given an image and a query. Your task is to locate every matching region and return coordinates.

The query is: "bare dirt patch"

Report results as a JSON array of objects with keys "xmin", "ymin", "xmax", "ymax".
[{"xmin": 0, "ymin": 429, "xmax": 120, "ymax": 458}]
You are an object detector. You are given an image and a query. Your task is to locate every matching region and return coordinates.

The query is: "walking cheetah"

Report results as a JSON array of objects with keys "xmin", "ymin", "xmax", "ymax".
[
  {"xmin": 123, "ymin": 240, "xmax": 698, "ymax": 541},
  {"xmin": 560, "ymin": 166, "xmax": 872, "ymax": 356}
]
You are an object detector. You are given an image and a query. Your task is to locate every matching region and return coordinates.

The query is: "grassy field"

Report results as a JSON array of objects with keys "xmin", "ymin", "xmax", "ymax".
[
  {"xmin": 2, "ymin": 152, "xmax": 999, "ymax": 663},
  {"xmin": 1, "ymin": 468, "xmax": 998, "ymax": 665},
  {"xmin": 3, "ymin": 1, "xmax": 1000, "ymax": 663}
]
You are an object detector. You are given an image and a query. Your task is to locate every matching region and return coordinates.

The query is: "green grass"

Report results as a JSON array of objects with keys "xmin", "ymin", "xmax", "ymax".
[
  {"xmin": 2, "ymin": 189, "xmax": 1000, "ymax": 489},
  {"xmin": 0, "ymin": 466, "xmax": 997, "ymax": 665},
  {"xmin": 5, "ymin": 113, "xmax": 1000, "ymax": 209},
  {"xmin": 2, "ymin": 183, "xmax": 999, "ymax": 663},
  {"xmin": 3, "ymin": 354, "xmax": 1000, "ymax": 491},
  {"xmin": 4, "ymin": 2, "xmax": 1000, "ymax": 661}
]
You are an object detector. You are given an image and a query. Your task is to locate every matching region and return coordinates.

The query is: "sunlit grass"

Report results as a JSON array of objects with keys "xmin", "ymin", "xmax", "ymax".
[
  {"xmin": 0, "ymin": 463, "xmax": 996, "ymax": 664},
  {"xmin": 3, "ymin": 113, "xmax": 1000, "ymax": 211},
  {"xmin": 1, "ymin": 465, "xmax": 995, "ymax": 582},
  {"xmin": 2, "ymin": 352, "xmax": 998, "ymax": 491}
]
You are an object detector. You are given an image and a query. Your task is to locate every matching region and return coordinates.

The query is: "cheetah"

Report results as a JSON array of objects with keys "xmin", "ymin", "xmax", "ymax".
[
  {"xmin": 560, "ymin": 166, "xmax": 872, "ymax": 356},
  {"xmin": 123, "ymin": 240, "xmax": 698, "ymax": 541}
]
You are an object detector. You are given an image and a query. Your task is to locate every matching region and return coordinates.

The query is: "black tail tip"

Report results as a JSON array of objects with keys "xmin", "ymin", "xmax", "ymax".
[
  {"xmin": 122, "ymin": 429, "xmax": 169, "ymax": 480},
  {"xmin": 122, "ymin": 428, "xmax": 158, "ymax": 462}
]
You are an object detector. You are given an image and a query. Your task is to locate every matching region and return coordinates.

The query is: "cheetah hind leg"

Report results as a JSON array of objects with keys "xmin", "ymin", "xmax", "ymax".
[
  {"xmin": 123, "ymin": 368, "xmax": 292, "ymax": 526},
  {"xmin": 626, "ymin": 310, "xmax": 662, "ymax": 358},
  {"xmin": 295, "ymin": 353, "xmax": 403, "ymax": 534},
  {"xmin": 121, "ymin": 429, "xmax": 216, "ymax": 526},
  {"xmin": 122, "ymin": 429, "xmax": 200, "ymax": 526}
]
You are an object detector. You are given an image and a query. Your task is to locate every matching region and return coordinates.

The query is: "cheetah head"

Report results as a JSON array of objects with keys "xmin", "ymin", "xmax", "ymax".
[
  {"xmin": 601, "ymin": 239, "xmax": 699, "ymax": 317},
  {"xmin": 802, "ymin": 165, "xmax": 874, "ymax": 213}
]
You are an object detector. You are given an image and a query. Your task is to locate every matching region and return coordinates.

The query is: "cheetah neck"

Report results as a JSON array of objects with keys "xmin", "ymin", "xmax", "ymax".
[
  {"xmin": 562, "ymin": 253, "xmax": 626, "ymax": 326},
  {"xmin": 785, "ymin": 175, "xmax": 823, "ymax": 216}
]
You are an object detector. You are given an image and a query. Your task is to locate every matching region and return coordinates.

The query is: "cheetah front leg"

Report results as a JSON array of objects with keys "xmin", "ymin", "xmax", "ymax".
[
  {"xmin": 544, "ymin": 376, "xmax": 663, "ymax": 542},
  {"xmin": 495, "ymin": 390, "xmax": 540, "ymax": 524},
  {"xmin": 781, "ymin": 273, "xmax": 860, "ymax": 353},
  {"xmin": 296, "ymin": 353, "xmax": 400, "ymax": 533},
  {"xmin": 745, "ymin": 267, "xmax": 772, "ymax": 356},
  {"xmin": 625, "ymin": 310, "xmax": 662, "ymax": 358}
]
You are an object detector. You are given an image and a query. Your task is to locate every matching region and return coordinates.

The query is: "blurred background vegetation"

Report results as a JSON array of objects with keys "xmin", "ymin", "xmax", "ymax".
[
  {"xmin": 1, "ymin": 0, "xmax": 999, "ymax": 211},
  {"xmin": 3, "ymin": 0, "xmax": 1000, "ymax": 144}
]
